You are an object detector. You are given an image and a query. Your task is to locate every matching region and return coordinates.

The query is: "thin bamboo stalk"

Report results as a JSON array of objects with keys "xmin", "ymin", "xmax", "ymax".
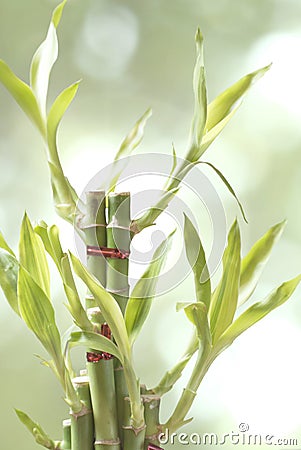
[
  {"xmin": 123, "ymin": 397, "xmax": 146, "ymax": 450},
  {"xmin": 106, "ymin": 192, "xmax": 131, "ymax": 441},
  {"xmin": 142, "ymin": 395, "xmax": 161, "ymax": 449},
  {"xmin": 83, "ymin": 191, "xmax": 107, "ymax": 309},
  {"xmin": 70, "ymin": 376, "xmax": 94, "ymax": 450},
  {"xmin": 61, "ymin": 419, "xmax": 71, "ymax": 450}
]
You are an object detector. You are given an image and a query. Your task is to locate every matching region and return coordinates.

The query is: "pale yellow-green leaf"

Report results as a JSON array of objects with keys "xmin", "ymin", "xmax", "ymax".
[
  {"xmin": 209, "ymin": 220, "xmax": 241, "ymax": 343},
  {"xmin": 239, "ymin": 221, "xmax": 286, "ymax": 305},
  {"xmin": 0, "ymin": 249, "xmax": 20, "ymax": 315},
  {"xmin": 0, "ymin": 60, "xmax": 45, "ymax": 136},
  {"xmin": 19, "ymin": 213, "xmax": 50, "ymax": 297},
  {"xmin": 184, "ymin": 214, "xmax": 211, "ymax": 309},
  {"xmin": 68, "ymin": 331, "xmax": 122, "ymax": 362},
  {"xmin": 15, "ymin": 409, "xmax": 56, "ymax": 450}
]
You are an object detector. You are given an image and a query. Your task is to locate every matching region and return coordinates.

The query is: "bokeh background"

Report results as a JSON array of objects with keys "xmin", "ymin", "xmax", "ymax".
[{"xmin": 0, "ymin": 0, "xmax": 301, "ymax": 449}]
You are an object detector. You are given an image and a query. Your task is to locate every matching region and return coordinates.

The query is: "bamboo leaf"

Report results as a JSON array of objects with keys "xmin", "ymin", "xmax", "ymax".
[
  {"xmin": 17, "ymin": 266, "xmax": 63, "ymax": 368},
  {"xmin": 217, "ymin": 275, "xmax": 301, "ymax": 352},
  {"xmin": 0, "ymin": 60, "xmax": 45, "ymax": 136},
  {"xmin": 131, "ymin": 187, "xmax": 179, "ymax": 234},
  {"xmin": 206, "ymin": 64, "xmax": 271, "ymax": 132},
  {"xmin": 201, "ymin": 161, "xmax": 248, "ymax": 223},
  {"xmin": 30, "ymin": 0, "xmax": 67, "ymax": 115},
  {"xmin": 184, "ymin": 214, "xmax": 211, "ymax": 309},
  {"xmin": 48, "ymin": 162, "xmax": 77, "ymax": 224},
  {"xmin": 19, "ymin": 213, "xmax": 50, "ymax": 297},
  {"xmin": 47, "ymin": 81, "xmax": 81, "ymax": 163},
  {"xmin": 68, "ymin": 331, "xmax": 122, "ymax": 361},
  {"xmin": 61, "ymin": 255, "xmax": 93, "ymax": 331},
  {"xmin": 15, "ymin": 409, "xmax": 57, "ymax": 450},
  {"xmin": 0, "ymin": 230, "xmax": 15, "ymax": 256},
  {"xmin": 239, "ymin": 221, "xmax": 286, "ymax": 305},
  {"xmin": 0, "ymin": 248, "xmax": 20, "ymax": 315},
  {"xmin": 186, "ymin": 29, "xmax": 207, "ymax": 163},
  {"xmin": 184, "ymin": 302, "xmax": 211, "ymax": 350},
  {"xmin": 109, "ymin": 108, "xmax": 152, "ymax": 192},
  {"xmin": 35, "ymin": 221, "xmax": 64, "ymax": 271},
  {"xmin": 152, "ymin": 333, "xmax": 198, "ymax": 396},
  {"xmin": 209, "ymin": 220, "xmax": 241, "ymax": 343},
  {"xmin": 69, "ymin": 252, "xmax": 131, "ymax": 359},
  {"xmin": 178, "ymin": 160, "xmax": 247, "ymax": 222},
  {"xmin": 125, "ymin": 230, "xmax": 175, "ymax": 345}
]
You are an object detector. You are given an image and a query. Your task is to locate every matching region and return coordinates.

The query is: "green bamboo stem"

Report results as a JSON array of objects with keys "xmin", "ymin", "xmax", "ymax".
[
  {"xmin": 123, "ymin": 397, "xmax": 146, "ymax": 450},
  {"xmin": 61, "ymin": 419, "xmax": 71, "ymax": 450},
  {"xmin": 106, "ymin": 192, "xmax": 131, "ymax": 313},
  {"xmin": 83, "ymin": 190, "xmax": 107, "ymax": 309},
  {"xmin": 106, "ymin": 192, "xmax": 131, "ymax": 442},
  {"xmin": 70, "ymin": 376, "xmax": 94, "ymax": 450},
  {"xmin": 142, "ymin": 395, "xmax": 161, "ymax": 449},
  {"xmin": 87, "ymin": 357, "xmax": 120, "ymax": 450}
]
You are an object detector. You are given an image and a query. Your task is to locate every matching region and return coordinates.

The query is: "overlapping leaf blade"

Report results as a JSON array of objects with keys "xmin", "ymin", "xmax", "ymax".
[
  {"xmin": 217, "ymin": 275, "xmax": 301, "ymax": 352},
  {"xmin": 125, "ymin": 230, "xmax": 175, "ymax": 345},
  {"xmin": 184, "ymin": 215, "xmax": 211, "ymax": 309},
  {"xmin": 186, "ymin": 29, "xmax": 207, "ymax": 163},
  {"xmin": 17, "ymin": 266, "xmax": 63, "ymax": 368},
  {"xmin": 69, "ymin": 331, "xmax": 122, "ymax": 361},
  {"xmin": 0, "ymin": 248, "xmax": 20, "ymax": 315},
  {"xmin": 209, "ymin": 220, "xmax": 241, "ymax": 342},
  {"xmin": 205, "ymin": 64, "xmax": 271, "ymax": 132},
  {"xmin": 239, "ymin": 221, "xmax": 286, "ymax": 305},
  {"xmin": 70, "ymin": 252, "xmax": 131, "ymax": 359},
  {"xmin": 0, "ymin": 60, "xmax": 45, "ymax": 136},
  {"xmin": 19, "ymin": 213, "xmax": 50, "ymax": 297}
]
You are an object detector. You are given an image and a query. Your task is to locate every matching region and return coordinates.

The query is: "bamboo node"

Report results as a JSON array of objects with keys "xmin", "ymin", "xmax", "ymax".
[
  {"xmin": 94, "ymin": 438, "xmax": 121, "ymax": 445},
  {"xmin": 87, "ymin": 245, "xmax": 130, "ymax": 259}
]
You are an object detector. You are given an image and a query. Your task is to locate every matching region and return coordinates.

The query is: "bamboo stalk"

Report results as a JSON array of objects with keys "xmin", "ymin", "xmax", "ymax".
[
  {"xmin": 106, "ymin": 192, "xmax": 131, "ymax": 441},
  {"xmin": 70, "ymin": 376, "xmax": 94, "ymax": 450},
  {"xmin": 123, "ymin": 397, "xmax": 146, "ymax": 450},
  {"xmin": 83, "ymin": 191, "xmax": 120, "ymax": 450},
  {"xmin": 61, "ymin": 419, "xmax": 71, "ymax": 450},
  {"xmin": 142, "ymin": 395, "xmax": 161, "ymax": 449},
  {"xmin": 106, "ymin": 192, "xmax": 131, "ymax": 314},
  {"xmin": 83, "ymin": 190, "xmax": 107, "ymax": 309}
]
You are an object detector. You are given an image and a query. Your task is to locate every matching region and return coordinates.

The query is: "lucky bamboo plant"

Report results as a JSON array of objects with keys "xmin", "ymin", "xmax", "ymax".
[{"xmin": 0, "ymin": 2, "xmax": 300, "ymax": 450}]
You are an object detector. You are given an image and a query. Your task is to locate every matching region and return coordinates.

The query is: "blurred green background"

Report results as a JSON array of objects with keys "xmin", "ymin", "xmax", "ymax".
[{"xmin": 1, "ymin": 0, "xmax": 301, "ymax": 449}]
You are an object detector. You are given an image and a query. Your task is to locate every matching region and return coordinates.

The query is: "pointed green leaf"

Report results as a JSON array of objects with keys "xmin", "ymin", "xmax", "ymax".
[
  {"xmin": 184, "ymin": 214, "xmax": 211, "ymax": 308},
  {"xmin": 125, "ymin": 230, "xmax": 175, "ymax": 345},
  {"xmin": 152, "ymin": 334, "xmax": 198, "ymax": 396},
  {"xmin": 30, "ymin": 0, "xmax": 67, "ymax": 115},
  {"xmin": 69, "ymin": 252, "xmax": 131, "ymax": 359},
  {"xmin": 34, "ymin": 221, "xmax": 64, "ymax": 271},
  {"xmin": 184, "ymin": 302, "xmax": 211, "ymax": 350},
  {"xmin": 201, "ymin": 161, "xmax": 248, "ymax": 223},
  {"xmin": 15, "ymin": 409, "xmax": 56, "ymax": 450},
  {"xmin": 48, "ymin": 162, "xmax": 77, "ymax": 224},
  {"xmin": 47, "ymin": 81, "xmax": 81, "ymax": 163},
  {"xmin": 109, "ymin": 108, "xmax": 152, "ymax": 192},
  {"xmin": 18, "ymin": 266, "xmax": 63, "ymax": 368},
  {"xmin": 239, "ymin": 221, "xmax": 286, "ymax": 305},
  {"xmin": 206, "ymin": 64, "xmax": 271, "ymax": 132},
  {"xmin": 0, "ymin": 60, "xmax": 45, "ymax": 136},
  {"xmin": 186, "ymin": 29, "xmax": 207, "ymax": 163},
  {"xmin": 19, "ymin": 213, "xmax": 50, "ymax": 297},
  {"xmin": 0, "ymin": 230, "xmax": 15, "ymax": 256},
  {"xmin": 61, "ymin": 255, "xmax": 93, "ymax": 331},
  {"xmin": 131, "ymin": 187, "xmax": 179, "ymax": 234},
  {"xmin": 0, "ymin": 248, "xmax": 20, "ymax": 315},
  {"xmin": 68, "ymin": 331, "xmax": 122, "ymax": 361},
  {"xmin": 200, "ymin": 105, "xmax": 239, "ymax": 154},
  {"xmin": 209, "ymin": 220, "xmax": 241, "ymax": 342},
  {"xmin": 217, "ymin": 275, "xmax": 301, "ymax": 352}
]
